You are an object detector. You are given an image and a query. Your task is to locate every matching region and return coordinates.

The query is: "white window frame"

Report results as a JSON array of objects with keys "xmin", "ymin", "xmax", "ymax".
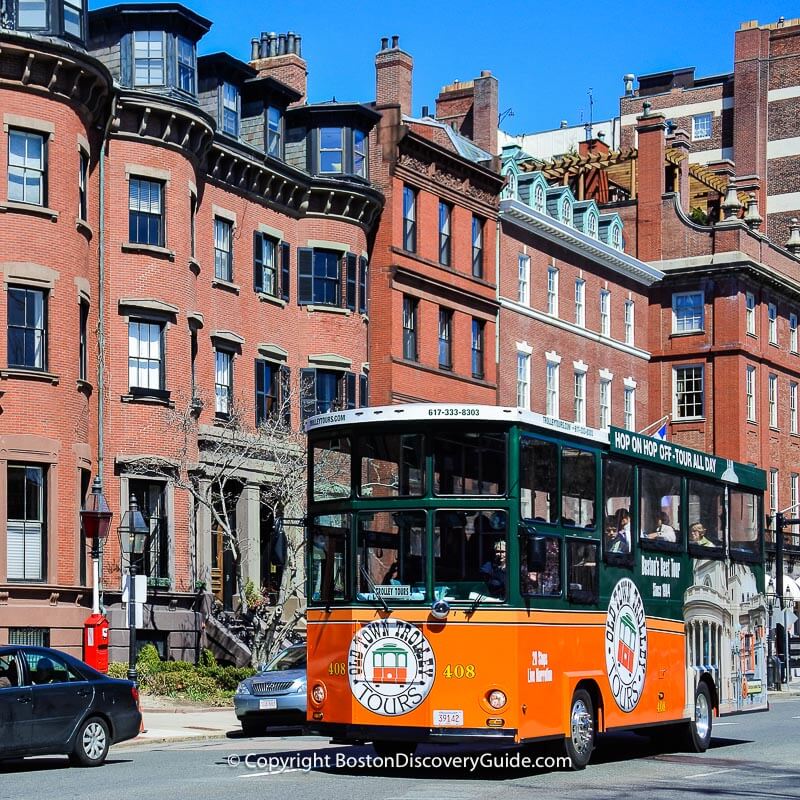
[
  {"xmin": 518, "ymin": 254, "xmax": 530, "ymax": 305},
  {"xmin": 128, "ymin": 319, "xmax": 163, "ymax": 391},
  {"xmin": 692, "ymin": 112, "xmax": 712, "ymax": 141},
  {"xmin": 6, "ymin": 463, "xmax": 45, "ymax": 581},
  {"xmin": 624, "ymin": 299, "xmax": 635, "ymax": 346},
  {"xmin": 574, "ymin": 279, "xmax": 585, "ymax": 327},
  {"xmin": 768, "ymin": 302, "xmax": 778, "ymax": 344},
  {"xmin": 792, "ymin": 474, "xmax": 799, "ymax": 515},
  {"xmin": 674, "ymin": 365, "xmax": 704, "ymax": 421},
  {"xmin": 573, "ymin": 368, "xmax": 586, "ymax": 425},
  {"xmin": 770, "ymin": 468, "xmax": 779, "ymax": 515},
  {"xmin": 516, "ymin": 351, "xmax": 531, "ymax": 410},
  {"xmin": 791, "ymin": 313, "xmax": 798, "ymax": 353},
  {"xmin": 545, "ymin": 352, "xmax": 561, "ymax": 419},
  {"xmin": 746, "ymin": 292, "xmax": 756, "ymax": 335},
  {"xmin": 8, "ymin": 130, "xmax": 45, "ymax": 206},
  {"xmin": 222, "ymin": 82, "xmax": 240, "ymax": 137},
  {"xmin": 769, "ymin": 373, "xmax": 778, "ymax": 428},
  {"xmin": 791, "ymin": 381, "xmax": 798, "ymax": 434},
  {"xmin": 547, "ymin": 266, "xmax": 559, "ymax": 316},
  {"xmin": 599, "ymin": 374, "xmax": 612, "ymax": 430},
  {"xmin": 599, "ymin": 289, "xmax": 610, "ymax": 337},
  {"xmin": 215, "ymin": 349, "xmax": 233, "ymax": 415},
  {"xmin": 672, "ymin": 291, "xmax": 704, "ymax": 334},
  {"xmin": 746, "ymin": 365, "xmax": 756, "ymax": 422},
  {"xmin": 623, "ymin": 379, "xmax": 636, "ymax": 431}
]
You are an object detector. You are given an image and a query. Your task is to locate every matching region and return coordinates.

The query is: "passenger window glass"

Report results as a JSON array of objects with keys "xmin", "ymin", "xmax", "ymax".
[
  {"xmin": 360, "ymin": 434, "xmax": 423, "ymax": 497},
  {"xmin": 24, "ymin": 652, "xmax": 81, "ymax": 685},
  {"xmin": 0, "ymin": 654, "xmax": 19, "ymax": 688},
  {"xmin": 309, "ymin": 514, "xmax": 349, "ymax": 602},
  {"xmin": 433, "ymin": 431, "xmax": 505, "ymax": 496},
  {"xmin": 567, "ymin": 540, "xmax": 598, "ymax": 604},
  {"xmin": 561, "ymin": 448, "xmax": 596, "ymax": 528},
  {"xmin": 312, "ymin": 437, "xmax": 352, "ymax": 502},
  {"xmin": 520, "ymin": 438, "xmax": 558, "ymax": 523},
  {"xmin": 520, "ymin": 534, "xmax": 561, "ymax": 596},
  {"xmin": 604, "ymin": 459, "xmax": 633, "ymax": 561},
  {"xmin": 357, "ymin": 511, "xmax": 426, "ymax": 601},
  {"xmin": 730, "ymin": 490, "xmax": 760, "ymax": 559},
  {"xmin": 433, "ymin": 510, "xmax": 507, "ymax": 601},
  {"xmin": 687, "ymin": 480, "xmax": 725, "ymax": 556},
  {"xmin": 639, "ymin": 467, "xmax": 681, "ymax": 547}
]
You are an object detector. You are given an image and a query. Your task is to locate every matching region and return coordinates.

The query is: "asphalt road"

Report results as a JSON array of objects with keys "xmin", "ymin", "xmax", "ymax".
[{"xmin": 3, "ymin": 697, "xmax": 800, "ymax": 800}]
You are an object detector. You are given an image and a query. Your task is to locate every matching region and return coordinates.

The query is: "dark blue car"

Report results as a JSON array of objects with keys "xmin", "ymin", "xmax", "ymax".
[{"xmin": 0, "ymin": 645, "xmax": 142, "ymax": 766}]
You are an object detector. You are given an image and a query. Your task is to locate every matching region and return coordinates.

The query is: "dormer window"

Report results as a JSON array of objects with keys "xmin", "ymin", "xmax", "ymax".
[
  {"xmin": 134, "ymin": 31, "xmax": 165, "ymax": 86},
  {"xmin": 561, "ymin": 197, "xmax": 572, "ymax": 225},
  {"xmin": 504, "ymin": 171, "xmax": 517, "ymax": 200},
  {"xmin": 18, "ymin": 0, "xmax": 47, "ymax": 29},
  {"xmin": 63, "ymin": 0, "xmax": 82, "ymax": 37},
  {"xmin": 177, "ymin": 36, "xmax": 196, "ymax": 94},
  {"xmin": 319, "ymin": 127, "xmax": 344, "ymax": 173},
  {"xmin": 267, "ymin": 106, "xmax": 283, "ymax": 158},
  {"xmin": 587, "ymin": 213, "xmax": 597, "ymax": 238},
  {"xmin": 353, "ymin": 130, "xmax": 367, "ymax": 178},
  {"xmin": 222, "ymin": 82, "xmax": 239, "ymax": 136},
  {"xmin": 533, "ymin": 183, "xmax": 545, "ymax": 212},
  {"xmin": 612, "ymin": 225, "xmax": 621, "ymax": 249}
]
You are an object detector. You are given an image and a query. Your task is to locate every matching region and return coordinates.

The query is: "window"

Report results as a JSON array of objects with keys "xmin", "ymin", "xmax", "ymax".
[
  {"xmin": 254, "ymin": 234, "xmax": 276, "ymax": 295},
  {"xmin": 297, "ymin": 248, "xmax": 349, "ymax": 306},
  {"xmin": 213, "ymin": 217, "xmax": 233, "ymax": 281},
  {"xmin": 471, "ymin": 319, "xmax": 484, "ymax": 379},
  {"xmin": 520, "ymin": 535, "xmax": 561, "ymax": 596},
  {"xmin": 8, "ymin": 130, "xmax": 45, "ymax": 206},
  {"xmin": 18, "ymin": 0, "xmax": 48, "ymax": 28},
  {"xmin": 7, "ymin": 464, "xmax": 45, "ymax": 581},
  {"xmin": 624, "ymin": 300, "xmax": 634, "ymax": 345},
  {"xmin": 533, "ymin": 182, "xmax": 545, "ymax": 212},
  {"xmin": 438, "ymin": 308, "xmax": 452, "ymax": 369},
  {"xmin": 586, "ymin": 213, "xmax": 598, "ymax": 238},
  {"xmin": 793, "ymin": 474, "xmax": 799, "ymax": 516},
  {"xmin": 133, "ymin": 31, "xmax": 164, "ymax": 86},
  {"xmin": 267, "ymin": 106, "xmax": 282, "ymax": 158},
  {"xmin": 358, "ymin": 256, "xmax": 368, "ymax": 315},
  {"xmin": 792, "ymin": 382, "xmax": 798, "ymax": 434},
  {"xmin": 770, "ymin": 469, "xmax": 778, "ymax": 515},
  {"xmin": 177, "ymin": 36, "xmax": 196, "ymax": 94},
  {"xmin": 791, "ymin": 313, "xmax": 798, "ymax": 353},
  {"xmin": 672, "ymin": 291, "xmax": 704, "ymax": 333},
  {"xmin": 78, "ymin": 300, "xmax": 88, "ymax": 382},
  {"xmin": 128, "ymin": 480, "xmax": 169, "ymax": 581},
  {"xmin": 562, "ymin": 448, "xmax": 596, "ymax": 528},
  {"xmin": 189, "ymin": 192, "xmax": 197, "ymax": 259},
  {"xmin": 301, "ymin": 369, "xmax": 356, "ymax": 420},
  {"xmin": 518, "ymin": 254, "xmax": 530, "ymax": 304},
  {"xmin": 128, "ymin": 320, "xmax": 163, "ymax": 392},
  {"xmin": 215, "ymin": 350, "xmax": 233, "ymax": 416},
  {"xmin": 519, "ymin": 438, "xmax": 558, "ymax": 523},
  {"xmin": 599, "ymin": 289, "xmax": 610, "ymax": 337},
  {"xmin": 768, "ymin": 302, "xmax": 778, "ymax": 344},
  {"xmin": 319, "ymin": 127, "xmax": 343, "ymax": 173},
  {"xmin": 612, "ymin": 224, "xmax": 621, "ymax": 250},
  {"xmin": 222, "ymin": 82, "xmax": 239, "ymax": 136},
  {"xmin": 360, "ymin": 373, "xmax": 368, "ymax": 407},
  {"xmin": 360, "ymin": 435, "xmax": 424, "ymax": 498},
  {"xmin": 603, "ymin": 459, "xmax": 634, "ymax": 561},
  {"xmin": 433, "ymin": 431, "xmax": 506, "ymax": 495},
  {"xmin": 575, "ymin": 279, "xmax": 585, "ymax": 327},
  {"xmin": 639, "ymin": 467, "xmax": 681, "ymax": 548},
  {"xmin": 573, "ymin": 370, "xmax": 586, "ymax": 424},
  {"xmin": 675, "ymin": 365, "xmax": 704, "ymax": 420},
  {"xmin": 730, "ymin": 489, "xmax": 760, "ymax": 558},
  {"xmin": 312, "ymin": 249, "xmax": 339, "ymax": 305},
  {"xmin": 624, "ymin": 385, "xmax": 635, "ymax": 430},
  {"xmin": 517, "ymin": 352, "xmax": 530, "ymax": 409},
  {"xmin": 746, "ymin": 292, "xmax": 756, "ymax": 335},
  {"xmin": 438, "ymin": 201, "xmax": 452, "ymax": 266},
  {"xmin": 78, "ymin": 150, "xmax": 88, "ymax": 220},
  {"xmin": 746, "ymin": 365, "xmax": 756, "ymax": 421},
  {"xmin": 8, "ymin": 287, "xmax": 45, "ymax": 370},
  {"xmin": 402, "ymin": 295, "xmax": 418, "ymax": 361},
  {"xmin": 769, "ymin": 374, "xmax": 778, "ymax": 428},
  {"xmin": 255, "ymin": 360, "xmax": 290, "ymax": 427},
  {"xmin": 599, "ymin": 377, "xmax": 611, "ymax": 429},
  {"xmin": 128, "ymin": 177, "xmax": 163, "ymax": 246},
  {"xmin": 692, "ymin": 112, "xmax": 712, "ymax": 140},
  {"xmin": 472, "ymin": 216, "xmax": 484, "ymax": 278},
  {"xmin": 561, "ymin": 197, "xmax": 572, "ymax": 225},
  {"xmin": 353, "ymin": 130, "xmax": 367, "ymax": 178},
  {"xmin": 504, "ymin": 170, "xmax": 517, "ymax": 200},
  {"xmin": 567, "ymin": 540, "xmax": 598, "ymax": 604},
  {"xmin": 546, "ymin": 360, "xmax": 559, "ymax": 417},
  {"xmin": 547, "ymin": 266, "xmax": 558, "ymax": 316},
  {"xmin": 687, "ymin": 479, "xmax": 725, "ymax": 553},
  {"xmin": 402, "ymin": 185, "xmax": 416, "ymax": 252}
]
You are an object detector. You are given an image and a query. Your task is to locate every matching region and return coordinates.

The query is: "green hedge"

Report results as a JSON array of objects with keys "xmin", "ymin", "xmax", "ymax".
[{"xmin": 108, "ymin": 645, "xmax": 255, "ymax": 705}]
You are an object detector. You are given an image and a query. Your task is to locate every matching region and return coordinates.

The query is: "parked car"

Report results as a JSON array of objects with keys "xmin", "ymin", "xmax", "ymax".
[
  {"xmin": 0, "ymin": 645, "xmax": 142, "ymax": 766},
  {"xmin": 234, "ymin": 644, "xmax": 306, "ymax": 735}
]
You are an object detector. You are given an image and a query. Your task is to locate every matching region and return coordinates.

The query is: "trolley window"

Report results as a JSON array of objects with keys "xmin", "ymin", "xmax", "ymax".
[
  {"xmin": 309, "ymin": 514, "xmax": 349, "ymax": 603},
  {"xmin": 520, "ymin": 532, "xmax": 562, "ymax": 597},
  {"xmin": 639, "ymin": 467, "xmax": 681, "ymax": 550},
  {"xmin": 567, "ymin": 540, "xmax": 598, "ymax": 604},
  {"xmin": 359, "ymin": 433, "xmax": 424, "ymax": 498},
  {"xmin": 520, "ymin": 438, "xmax": 558, "ymax": 523},
  {"xmin": 433, "ymin": 431, "xmax": 506, "ymax": 496},
  {"xmin": 603, "ymin": 458, "xmax": 634, "ymax": 564},
  {"xmin": 312, "ymin": 437, "xmax": 352, "ymax": 502},
  {"xmin": 561, "ymin": 448, "xmax": 596, "ymax": 529},
  {"xmin": 687, "ymin": 479, "xmax": 725, "ymax": 558},
  {"xmin": 729, "ymin": 489, "xmax": 761, "ymax": 560}
]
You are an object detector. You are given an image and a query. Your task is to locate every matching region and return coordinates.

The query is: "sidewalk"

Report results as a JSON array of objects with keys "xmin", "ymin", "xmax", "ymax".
[{"xmin": 128, "ymin": 694, "xmax": 241, "ymax": 745}]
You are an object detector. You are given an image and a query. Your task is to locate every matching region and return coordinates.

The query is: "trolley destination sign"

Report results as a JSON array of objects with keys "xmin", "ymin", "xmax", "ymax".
[{"xmin": 609, "ymin": 427, "xmax": 766, "ymax": 490}]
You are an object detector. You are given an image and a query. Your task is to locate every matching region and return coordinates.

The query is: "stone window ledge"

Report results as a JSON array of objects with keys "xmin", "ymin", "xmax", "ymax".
[
  {"xmin": 212, "ymin": 278, "xmax": 240, "ymax": 294},
  {"xmin": 121, "ymin": 391, "xmax": 174, "ymax": 408},
  {"xmin": 257, "ymin": 292, "xmax": 287, "ymax": 308},
  {"xmin": 121, "ymin": 243, "xmax": 175, "ymax": 261},
  {"xmin": 0, "ymin": 202, "xmax": 58, "ymax": 222},
  {"xmin": 0, "ymin": 368, "xmax": 59, "ymax": 384},
  {"xmin": 304, "ymin": 304, "xmax": 350, "ymax": 316},
  {"xmin": 76, "ymin": 218, "xmax": 94, "ymax": 238}
]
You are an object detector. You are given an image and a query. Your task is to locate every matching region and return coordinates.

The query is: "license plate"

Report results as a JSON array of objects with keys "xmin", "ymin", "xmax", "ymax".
[
  {"xmin": 433, "ymin": 710, "xmax": 463, "ymax": 727},
  {"xmin": 259, "ymin": 698, "xmax": 278, "ymax": 710}
]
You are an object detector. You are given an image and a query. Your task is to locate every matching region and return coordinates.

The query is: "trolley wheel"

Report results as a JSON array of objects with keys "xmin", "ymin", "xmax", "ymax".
[
  {"xmin": 680, "ymin": 682, "xmax": 713, "ymax": 752},
  {"xmin": 562, "ymin": 688, "xmax": 595, "ymax": 770},
  {"xmin": 372, "ymin": 740, "xmax": 417, "ymax": 758}
]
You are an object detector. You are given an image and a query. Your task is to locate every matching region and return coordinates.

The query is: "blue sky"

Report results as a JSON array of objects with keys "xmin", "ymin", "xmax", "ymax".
[{"xmin": 95, "ymin": 0, "xmax": 791, "ymax": 133}]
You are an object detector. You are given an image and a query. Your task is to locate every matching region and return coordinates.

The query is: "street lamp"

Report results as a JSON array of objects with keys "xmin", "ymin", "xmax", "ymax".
[{"xmin": 119, "ymin": 495, "xmax": 149, "ymax": 684}]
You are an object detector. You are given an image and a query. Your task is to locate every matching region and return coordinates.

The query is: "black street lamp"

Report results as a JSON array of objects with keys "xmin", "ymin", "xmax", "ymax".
[
  {"xmin": 119, "ymin": 495, "xmax": 149, "ymax": 684},
  {"xmin": 80, "ymin": 477, "xmax": 112, "ymax": 615}
]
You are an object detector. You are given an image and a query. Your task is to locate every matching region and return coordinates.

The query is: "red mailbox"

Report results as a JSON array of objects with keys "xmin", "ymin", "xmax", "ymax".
[{"xmin": 83, "ymin": 613, "xmax": 110, "ymax": 672}]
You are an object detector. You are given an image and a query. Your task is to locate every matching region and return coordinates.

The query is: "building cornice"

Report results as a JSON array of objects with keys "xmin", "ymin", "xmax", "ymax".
[{"xmin": 500, "ymin": 198, "xmax": 664, "ymax": 286}]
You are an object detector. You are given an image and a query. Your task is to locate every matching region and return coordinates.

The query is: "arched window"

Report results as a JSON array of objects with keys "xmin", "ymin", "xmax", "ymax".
[
  {"xmin": 504, "ymin": 171, "xmax": 517, "ymax": 200},
  {"xmin": 612, "ymin": 224, "xmax": 621, "ymax": 250},
  {"xmin": 561, "ymin": 197, "xmax": 572, "ymax": 225},
  {"xmin": 533, "ymin": 183, "xmax": 545, "ymax": 212},
  {"xmin": 587, "ymin": 213, "xmax": 597, "ymax": 238}
]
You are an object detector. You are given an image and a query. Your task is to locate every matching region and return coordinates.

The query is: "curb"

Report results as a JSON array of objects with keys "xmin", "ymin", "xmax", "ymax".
[
  {"xmin": 119, "ymin": 731, "xmax": 234, "ymax": 748},
  {"xmin": 142, "ymin": 706, "xmax": 231, "ymax": 714}
]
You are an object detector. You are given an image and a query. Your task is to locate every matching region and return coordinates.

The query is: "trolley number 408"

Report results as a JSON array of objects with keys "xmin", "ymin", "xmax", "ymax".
[{"xmin": 442, "ymin": 664, "xmax": 476, "ymax": 678}]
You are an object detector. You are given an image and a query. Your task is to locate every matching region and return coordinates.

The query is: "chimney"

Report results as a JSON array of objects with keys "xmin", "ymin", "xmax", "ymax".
[
  {"xmin": 249, "ymin": 29, "xmax": 307, "ymax": 105},
  {"xmin": 375, "ymin": 35, "xmax": 413, "ymax": 115},
  {"xmin": 635, "ymin": 103, "xmax": 667, "ymax": 261},
  {"xmin": 473, "ymin": 70, "xmax": 498, "ymax": 155},
  {"xmin": 668, "ymin": 126, "xmax": 691, "ymax": 211}
]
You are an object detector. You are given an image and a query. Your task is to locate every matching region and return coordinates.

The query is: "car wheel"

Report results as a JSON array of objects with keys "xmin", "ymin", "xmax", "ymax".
[
  {"xmin": 70, "ymin": 717, "xmax": 110, "ymax": 767},
  {"xmin": 562, "ymin": 689, "xmax": 594, "ymax": 770},
  {"xmin": 241, "ymin": 718, "xmax": 263, "ymax": 737},
  {"xmin": 372, "ymin": 740, "xmax": 417, "ymax": 758}
]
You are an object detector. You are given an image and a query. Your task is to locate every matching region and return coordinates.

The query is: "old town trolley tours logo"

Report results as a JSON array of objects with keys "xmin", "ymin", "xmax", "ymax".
[
  {"xmin": 605, "ymin": 578, "xmax": 648, "ymax": 712},
  {"xmin": 348, "ymin": 619, "xmax": 435, "ymax": 716}
]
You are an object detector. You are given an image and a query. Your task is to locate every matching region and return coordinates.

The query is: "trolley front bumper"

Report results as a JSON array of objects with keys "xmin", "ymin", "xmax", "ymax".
[{"xmin": 312, "ymin": 722, "xmax": 519, "ymax": 745}]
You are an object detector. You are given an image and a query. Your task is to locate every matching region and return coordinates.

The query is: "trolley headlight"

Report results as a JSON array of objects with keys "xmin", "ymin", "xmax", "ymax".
[
  {"xmin": 487, "ymin": 689, "xmax": 507, "ymax": 710},
  {"xmin": 430, "ymin": 599, "xmax": 450, "ymax": 620},
  {"xmin": 311, "ymin": 682, "xmax": 327, "ymax": 705}
]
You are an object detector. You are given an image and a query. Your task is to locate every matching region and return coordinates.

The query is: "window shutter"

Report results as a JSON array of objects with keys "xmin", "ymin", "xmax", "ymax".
[
  {"xmin": 300, "ymin": 367, "xmax": 316, "ymax": 420},
  {"xmin": 253, "ymin": 232, "xmax": 264, "ymax": 292},
  {"xmin": 255, "ymin": 359, "xmax": 265, "ymax": 425},
  {"xmin": 345, "ymin": 252, "xmax": 357, "ymax": 311},
  {"xmin": 298, "ymin": 247, "xmax": 313, "ymax": 304},
  {"xmin": 281, "ymin": 242, "xmax": 290, "ymax": 301},
  {"xmin": 359, "ymin": 373, "xmax": 368, "ymax": 408},
  {"xmin": 120, "ymin": 34, "xmax": 132, "ymax": 86},
  {"xmin": 358, "ymin": 256, "xmax": 368, "ymax": 314},
  {"xmin": 345, "ymin": 372, "xmax": 357, "ymax": 410},
  {"xmin": 280, "ymin": 365, "xmax": 291, "ymax": 428}
]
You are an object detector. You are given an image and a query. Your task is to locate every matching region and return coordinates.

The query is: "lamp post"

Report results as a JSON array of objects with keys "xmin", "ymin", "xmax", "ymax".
[
  {"xmin": 119, "ymin": 494, "xmax": 149, "ymax": 684},
  {"xmin": 80, "ymin": 477, "xmax": 112, "ymax": 671}
]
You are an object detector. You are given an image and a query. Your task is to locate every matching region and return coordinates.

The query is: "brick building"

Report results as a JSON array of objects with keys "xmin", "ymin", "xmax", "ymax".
[{"xmin": 0, "ymin": 1, "xmax": 382, "ymax": 660}]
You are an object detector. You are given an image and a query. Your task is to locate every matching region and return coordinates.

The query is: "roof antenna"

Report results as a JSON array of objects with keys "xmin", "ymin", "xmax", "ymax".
[{"xmin": 584, "ymin": 88, "xmax": 594, "ymax": 141}]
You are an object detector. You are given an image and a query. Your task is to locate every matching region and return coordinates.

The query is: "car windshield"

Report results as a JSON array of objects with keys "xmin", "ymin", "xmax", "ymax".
[{"xmin": 265, "ymin": 647, "xmax": 306, "ymax": 672}]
